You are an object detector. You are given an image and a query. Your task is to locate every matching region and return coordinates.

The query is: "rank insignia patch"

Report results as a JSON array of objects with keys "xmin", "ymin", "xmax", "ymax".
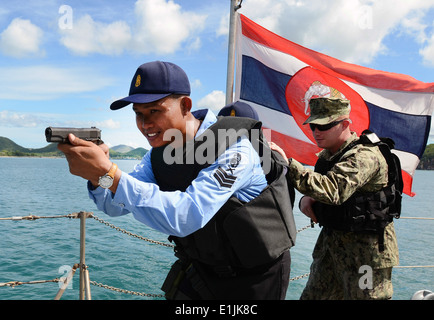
[{"xmin": 213, "ymin": 166, "xmax": 237, "ymax": 188}]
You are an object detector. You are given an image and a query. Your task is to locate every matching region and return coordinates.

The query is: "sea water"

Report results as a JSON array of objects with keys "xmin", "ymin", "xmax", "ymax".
[{"xmin": 0, "ymin": 157, "xmax": 433, "ymax": 300}]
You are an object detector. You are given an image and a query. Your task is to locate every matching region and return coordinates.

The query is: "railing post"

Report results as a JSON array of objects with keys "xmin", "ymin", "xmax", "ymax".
[
  {"xmin": 84, "ymin": 268, "xmax": 91, "ymax": 300},
  {"xmin": 79, "ymin": 211, "xmax": 92, "ymax": 300}
]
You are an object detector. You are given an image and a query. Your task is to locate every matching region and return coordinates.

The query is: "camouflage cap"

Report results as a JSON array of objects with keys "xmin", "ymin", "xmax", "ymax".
[{"xmin": 303, "ymin": 97, "xmax": 351, "ymax": 125}]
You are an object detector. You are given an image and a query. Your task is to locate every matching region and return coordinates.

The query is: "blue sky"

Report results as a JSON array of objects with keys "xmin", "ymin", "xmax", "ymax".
[{"xmin": 1, "ymin": 0, "xmax": 433, "ymax": 149}]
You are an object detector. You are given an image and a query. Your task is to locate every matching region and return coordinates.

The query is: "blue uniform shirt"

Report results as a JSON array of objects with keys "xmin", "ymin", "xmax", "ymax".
[{"xmin": 88, "ymin": 109, "xmax": 267, "ymax": 237}]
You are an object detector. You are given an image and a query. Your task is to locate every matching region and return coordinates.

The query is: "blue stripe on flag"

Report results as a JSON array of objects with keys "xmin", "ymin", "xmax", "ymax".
[
  {"xmin": 240, "ymin": 56, "xmax": 292, "ymax": 115},
  {"xmin": 366, "ymin": 102, "xmax": 431, "ymax": 158},
  {"xmin": 239, "ymin": 56, "xmax": 431, "ymax": 159}
]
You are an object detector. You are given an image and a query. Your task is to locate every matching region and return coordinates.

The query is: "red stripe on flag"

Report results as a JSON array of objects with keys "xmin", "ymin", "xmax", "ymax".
[
  {"xmin": 402, "ymin": 170, "xmax": 415, "ymax": 197},
  {"xmin": 240, "ymin": 14, "xmax": 434, "ymax": 93},
  {"xmin": 269, "ymin": 127, "xmax": 415, "ymax": 197},
  {"xmin": 266, "ymin": 128, "xmax": 321, "ymax": 166}
]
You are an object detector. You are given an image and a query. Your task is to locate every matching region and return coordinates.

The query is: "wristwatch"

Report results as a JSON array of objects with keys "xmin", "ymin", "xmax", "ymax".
[{"xmin": 98, "ymin": 163, "xmax": 118, "ymax": 189}]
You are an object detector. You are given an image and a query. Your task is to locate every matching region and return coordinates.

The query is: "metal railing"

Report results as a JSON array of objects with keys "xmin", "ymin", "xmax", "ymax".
[{"xmin": 1, "ymin": 211, "xmax": 434, "ymax": 299}]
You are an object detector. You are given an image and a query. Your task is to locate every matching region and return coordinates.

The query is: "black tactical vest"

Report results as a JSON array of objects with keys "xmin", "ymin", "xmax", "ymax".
[
  {"xmin": 151, "ymin": 115, "xmax": 296, "ymax": 271},
  {"xmin": 312, "ymin": 131, "xmax": 403, "ymax": 250}
]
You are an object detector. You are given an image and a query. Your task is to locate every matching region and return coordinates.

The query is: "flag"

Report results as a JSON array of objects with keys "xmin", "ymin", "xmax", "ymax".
[{"xmin": 234, "ymin": 14, "xmax": 434, "ymax": 196}]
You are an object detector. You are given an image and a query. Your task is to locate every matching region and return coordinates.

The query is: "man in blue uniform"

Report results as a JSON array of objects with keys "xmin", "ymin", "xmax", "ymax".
[{"xmin": 58, "ymin": 61, "xmax": 295, "ymax": 299}]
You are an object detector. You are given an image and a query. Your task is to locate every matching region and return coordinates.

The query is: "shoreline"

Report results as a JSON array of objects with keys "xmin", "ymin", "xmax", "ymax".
[
  {"xmin": 0, "ymin": 155, "xmax": 142, "ymax": 160},
  {"xmin": 0, "ymin": 155, "xmax": 63, "ymax": 158},
  {"xmin": 0, "ymin": 155, "xmax": 432, "ymax": 170}
]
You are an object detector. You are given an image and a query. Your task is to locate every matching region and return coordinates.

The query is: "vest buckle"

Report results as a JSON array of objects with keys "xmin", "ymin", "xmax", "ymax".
[{"xmin": 213, "ymin": 265, "xmax": 236, "ymax": 278}]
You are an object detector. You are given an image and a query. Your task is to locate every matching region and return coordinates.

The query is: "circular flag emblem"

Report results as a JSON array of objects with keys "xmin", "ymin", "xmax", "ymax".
[{"xmin": 285, "ymin": 67, "xmax": 370, "ymax": 144}]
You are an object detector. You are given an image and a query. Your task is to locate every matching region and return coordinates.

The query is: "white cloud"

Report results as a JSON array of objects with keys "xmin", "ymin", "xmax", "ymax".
[
  {"xmin": 217, "ymin": 13, "xmax": 229, "ymax": 37},
  {"xmin": 419, "ymin": 20, "xmax": 434, "ymax": 67},
  {"xmin": 58, "ymin": 0, "xmax": 207, "ymax": 56},
  {"xmin": 400, "ymin": 10, "xmax": 430, "ymax": 44},
  {"xmin": 241, "ymin": 0, "xmax": 434, "ymax": 65},
  {"xmin": 190, "ymin": 79, "xmax": 202, "ymax": 89},
  {"xmin": 0, "ymin": 110, "xmax": 121, "ymax": 135},
  {"xmin": 0, "ymin": 65, "xmax": 114, "ymax": 100},
  {"xmin": 0, "ymin": 110, "xmax": 41, "ymax": 127},
  {"xmin": 420, "ymin": 36, "xmax": 434, "ymax": 67},
  {"xmin": 131, "ymin": 0, "xmax": 206, "ymax": 54},
  {"xmin": 394, "ymin": 6, "xmax": 434, "ymax": 67},
  {"xmin": 98, "ymin": 119, "xmax": 121, "ymax": 129},
  {"xmin": 59, "ymin": 14, "xmax": 132, "ymax": 56},
  {"xmin": 72, "ymin": 118, "xmax": 121, "ymax": 130},
  {"xmin": 196, "ymin": 90, "xmax": 225, "ymax": 113},
  {"xmin": 0, "ymin": 18, "xmax": 44, "ymax": 58}
]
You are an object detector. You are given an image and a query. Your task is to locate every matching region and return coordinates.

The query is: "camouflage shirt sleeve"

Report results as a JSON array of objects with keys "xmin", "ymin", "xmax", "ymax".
[{"xmin": 288, "ymin": 134, "xmax": 388, "ymax": 205}]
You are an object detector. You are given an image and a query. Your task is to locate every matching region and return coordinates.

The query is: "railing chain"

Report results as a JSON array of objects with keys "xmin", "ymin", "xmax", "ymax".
[{"xmin": 90, "ymin": 214, "xmax": 175, "ymax": 248}]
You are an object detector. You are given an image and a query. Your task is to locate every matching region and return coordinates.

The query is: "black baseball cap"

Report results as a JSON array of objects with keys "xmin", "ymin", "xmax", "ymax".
[
  {"xmin": 110, "ymin": 61, "xmax": 191, "ymax": 110},
  {"xmin": 218, "ymin": 101, "xmax": 259, "ymax": 120}
]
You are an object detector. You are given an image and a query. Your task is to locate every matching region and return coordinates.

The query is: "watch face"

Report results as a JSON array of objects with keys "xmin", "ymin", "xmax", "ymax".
[{"xmin": 99, "ymin": 175, "xmax": 113, "ymax": 188}]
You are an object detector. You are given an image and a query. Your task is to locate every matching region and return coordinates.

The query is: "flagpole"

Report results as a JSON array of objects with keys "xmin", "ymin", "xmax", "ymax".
[{"xmin": 225, "ymin": 0, "xmax": 242, "ymax": 105}]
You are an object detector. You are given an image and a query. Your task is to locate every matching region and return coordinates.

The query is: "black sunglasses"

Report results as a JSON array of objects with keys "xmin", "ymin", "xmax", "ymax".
[{"xmin": 309, "ymin": 119, "xmax": 346, "ymax": 132}]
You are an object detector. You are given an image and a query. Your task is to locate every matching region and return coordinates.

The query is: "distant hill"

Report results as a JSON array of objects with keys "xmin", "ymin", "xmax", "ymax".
[
  {"xmin": 0, "ymin": 136, "xmax": 147, "ymax": 159},
  {"xmin": 418, "ymin": 143, "xmax": 434, "ymax": 170},
  {"xmin": 1, "ymin": 135, "xmax": 432, "ymax": 167},
  {"xmin": 0, "ymin": 136, "xmax": 28, "ymax": 153},
  {"xmin": 109, "ymin": 147, "xmax": 148, "ymax": 159},
  {"xmin": 0, "ymin": 136, "xmax": 60, "ymax": 156},
  {"xmin": 111, "ymin": 144, "xmax": 134, "ymax": 153}
]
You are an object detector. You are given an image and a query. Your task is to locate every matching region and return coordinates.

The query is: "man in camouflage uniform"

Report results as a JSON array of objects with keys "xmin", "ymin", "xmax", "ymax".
[{"xmin": 272, "ymin": 97, "xmax": 399, "ymax": 299}]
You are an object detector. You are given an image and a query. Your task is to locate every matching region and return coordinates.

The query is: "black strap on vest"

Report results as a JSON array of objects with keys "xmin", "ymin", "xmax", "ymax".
[
  {"xmin": 151, "ymin": 116, "xmax": 262, "ymax": 191},
  {"xmin": 151, "ymin": 115, "xmax": 296, "ymax": 277},
  {"xmin": 313, "ymin": 130, "xmax": 403, "ymax": 251}
]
